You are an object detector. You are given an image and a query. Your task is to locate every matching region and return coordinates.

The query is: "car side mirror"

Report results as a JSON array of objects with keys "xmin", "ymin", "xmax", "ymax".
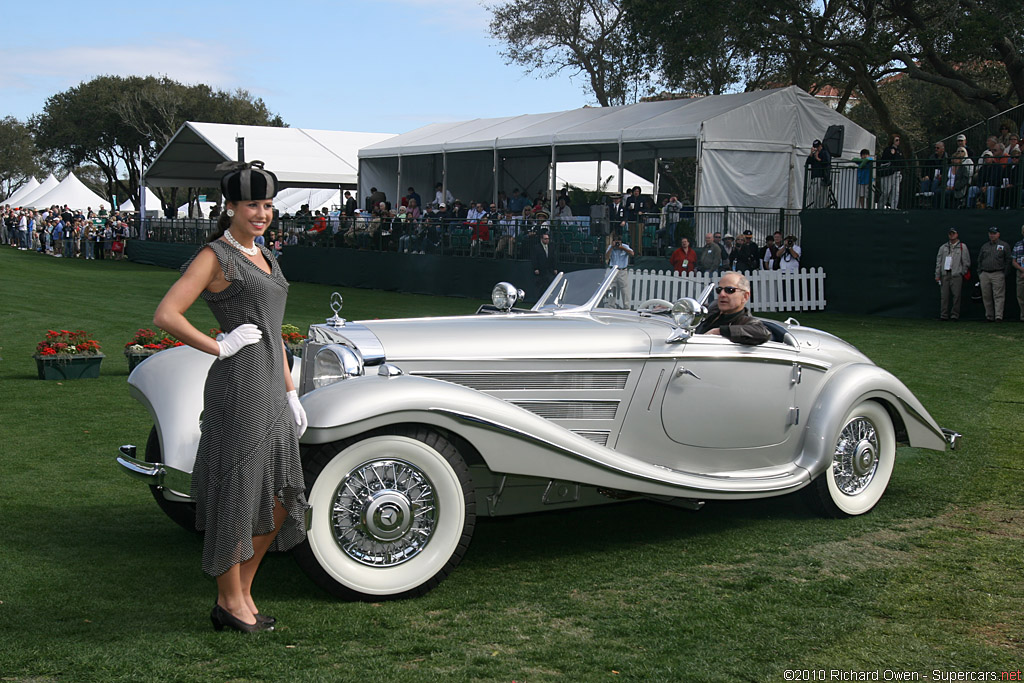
[{"xmin": 666, "ymin": 298, "xmax": 707, "ymax": 343}]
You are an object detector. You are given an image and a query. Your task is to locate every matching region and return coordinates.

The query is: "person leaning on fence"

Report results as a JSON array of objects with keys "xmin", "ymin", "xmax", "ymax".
[
  {"xmin": 694, "ymin": 271, "xmax": 770, "ymax": 346},
  {"xmin": 977, "ymin": 226, "xmax": 1011, "ymax": 322},
  {"xmin": 855, "ymin": 149, "xmax": 873, "ymax": 208},
  {"xmin": 935, "ymin": 227, "xmax": 971, "ymax": 321},
  {"xmin": 806, "ymin": 139, "xmax": 832, "ymax": 208}
]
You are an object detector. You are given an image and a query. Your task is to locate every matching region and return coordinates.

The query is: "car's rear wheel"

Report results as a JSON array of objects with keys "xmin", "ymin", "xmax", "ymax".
[
  {"xmin": 803, "ymin": 401, "xmax": 896, "ymax": 518},
  {"xmin": 144, "ymin": 426, "xmax": 197, "ymax": 532},
  {"xmin": 294, "ymin": 426, "xmax": 475, "ymax": 600}
]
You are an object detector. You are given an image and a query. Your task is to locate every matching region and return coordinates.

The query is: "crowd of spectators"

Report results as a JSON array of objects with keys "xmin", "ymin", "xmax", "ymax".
[
  {"xmin": 2, "ymin": 204, "xmax": 136, "ymax": 260},
  {"xmin": 669, "ymin": 229, "xmax": 800, "ymax": 276}
]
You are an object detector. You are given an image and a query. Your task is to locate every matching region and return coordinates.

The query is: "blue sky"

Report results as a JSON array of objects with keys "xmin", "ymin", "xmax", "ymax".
[{"xmin": 0, "ymin": 0, "xmax": 591, "ymax": 136}]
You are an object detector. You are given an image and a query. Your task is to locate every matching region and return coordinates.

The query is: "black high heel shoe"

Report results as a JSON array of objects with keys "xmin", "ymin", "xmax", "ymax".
[
  {"xmin": 210, "ymin": 604, "xmax": 273, "ymax": 633},
  {"xmin": 254, "ymin": 613, "xmax": 276, "ymax": 626}
]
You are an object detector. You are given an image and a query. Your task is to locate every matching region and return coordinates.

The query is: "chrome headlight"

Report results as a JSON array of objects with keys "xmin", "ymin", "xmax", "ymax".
[
  {"xmin": 312, "ymin": 344, "xmax": 364, "ymax": 389},
  {"xmin": 671, "ymin": 298, "xmax": 707, "ymax": 329},
  {"xmin": 491, "ymin": 282, "xmax": 524, "ymax": 311}
]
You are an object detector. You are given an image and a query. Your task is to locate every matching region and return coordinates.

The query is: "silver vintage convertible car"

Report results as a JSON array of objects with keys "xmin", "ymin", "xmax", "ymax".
[{"xmin": 117, "ymin": 268, "xmax": 958, "ymax": 600}]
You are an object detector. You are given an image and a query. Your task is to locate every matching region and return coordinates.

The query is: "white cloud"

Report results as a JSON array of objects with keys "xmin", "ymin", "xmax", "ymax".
[{"xmin": 0, "ymin": 39, "xmax": 238, "ymax": 91}]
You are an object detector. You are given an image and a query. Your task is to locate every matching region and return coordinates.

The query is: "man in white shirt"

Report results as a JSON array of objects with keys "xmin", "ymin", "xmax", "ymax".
[
  {"xmin": 605, "ymin": 232, "xmax": 635, "ymax": 309},
  {"xmin": 776, "ymin": 235, "xmax": 802, "ymax": 273}
]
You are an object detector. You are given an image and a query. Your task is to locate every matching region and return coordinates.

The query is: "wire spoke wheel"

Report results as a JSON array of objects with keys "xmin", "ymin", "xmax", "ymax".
[
  {"xmin": 803, "ymin": 401, "xmax": 896, "ymax": 518},
  {"xmin": 294, "ymin": 427, "xmax": 475, "ymax": 600}
]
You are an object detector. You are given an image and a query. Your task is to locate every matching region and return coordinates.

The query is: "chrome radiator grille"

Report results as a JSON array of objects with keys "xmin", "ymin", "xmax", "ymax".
[
  {"xmin": 412, "ymin": 370, "xmax": 629, "ymax": 391},
  {"xmin": 571, "ymin": 430, "xmax": 611, "ymax": 446}
]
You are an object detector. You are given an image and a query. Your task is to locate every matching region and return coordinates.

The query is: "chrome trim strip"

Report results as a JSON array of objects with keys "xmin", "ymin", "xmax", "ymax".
[
  {"xmin": 389, "ymin": 353, "xmax": 832, "ymax": 370},
  {"xmin": 438, "ymin": 409, "xmax": 807, "ymax": 494},
  {"xmin": 409, "ymin": 369, "xmax": 630, "ymax": 391}
]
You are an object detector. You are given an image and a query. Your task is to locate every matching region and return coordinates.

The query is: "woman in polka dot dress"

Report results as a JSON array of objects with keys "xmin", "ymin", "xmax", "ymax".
[{"xmin": 154, "ymin": 161, "xmax": 308, "ymax": 633}]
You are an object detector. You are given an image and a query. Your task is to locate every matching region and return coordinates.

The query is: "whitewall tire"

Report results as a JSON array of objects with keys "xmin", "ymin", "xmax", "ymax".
[
  {"xmin": 804, "ymin": 401, "xmax": 896, "ymax": 518},
  {"xmin": 294, "ymin": 427, "xmax": 475, "ymax": 600}
]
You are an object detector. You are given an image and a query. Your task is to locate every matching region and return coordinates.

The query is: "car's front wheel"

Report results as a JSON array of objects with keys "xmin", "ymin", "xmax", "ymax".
[
  {"xmin": 294, "ymin": 427, "xmax": 475, "ymax": 600},
  {"xmin": 803, "ymin": 401, "xmax": 896, "ymax": 518}
]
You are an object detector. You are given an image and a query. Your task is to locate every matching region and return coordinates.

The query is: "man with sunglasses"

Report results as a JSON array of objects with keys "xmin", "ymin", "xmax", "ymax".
[{"xmin": 694, "ymin": 272, "xmax": 770, "ymax": 345}]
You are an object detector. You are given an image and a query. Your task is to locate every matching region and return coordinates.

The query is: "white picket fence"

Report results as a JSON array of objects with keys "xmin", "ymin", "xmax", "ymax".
[{"xmin": 629, "ymin": 268, "xmax": 827, "ymax": 312}]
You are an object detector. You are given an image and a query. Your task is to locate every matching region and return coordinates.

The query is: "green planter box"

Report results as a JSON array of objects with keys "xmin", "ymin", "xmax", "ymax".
[
  {"xmin": 35, "ymin": 354, "xmax": 105, "ymax": 380},
  {"xmin": 125, "ymin": 351, "xmax": 157, "ymax": 372}
]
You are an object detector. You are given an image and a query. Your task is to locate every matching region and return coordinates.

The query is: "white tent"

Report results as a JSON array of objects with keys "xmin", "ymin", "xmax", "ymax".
[
  {"xmin": 16, "ymin": 174, "xmax": 60, "ymax": 208},
  {"xmin": 274, "ymin": 187, "xmax": 342, "ymax": 215},
  {"xmin": 555, "ymin": 162, "xmax": 652, "ymax": 194},
  {"xmin": 146, "ymin": 122, "xmax": 395, "ymax": 190},
  {"xmin": 358, "ymin": 86, "xmax": 874, "ymax": 211},
  {"xmin": 28, "ymin": 173, "xmax": 107, "ymax": 211},
  {"xmin": 121, "ymin": 186, "xmax": 162, "ymax": 213},
  {"xmin": 4, "ymin": 177, "xmax": 40, "ymax": 206}
]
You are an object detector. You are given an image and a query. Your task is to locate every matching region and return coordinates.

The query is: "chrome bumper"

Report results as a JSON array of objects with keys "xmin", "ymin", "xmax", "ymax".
[
  {"xmin": 116, "ymin": 445, "xmax": 194, "ymax": 500},
  {"xmin": 941, "ymin": 428, "xmax": 962, "ymax": 451}
]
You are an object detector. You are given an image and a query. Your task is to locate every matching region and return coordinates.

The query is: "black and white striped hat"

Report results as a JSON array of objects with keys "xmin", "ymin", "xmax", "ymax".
[{"xmin": 216, "ymin": 160, "xmax": 278, "ymax": 202}]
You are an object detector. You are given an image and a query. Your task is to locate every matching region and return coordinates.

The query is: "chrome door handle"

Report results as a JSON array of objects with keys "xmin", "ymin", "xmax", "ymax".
[{"xmin": 676, "ymin": 367, "xmax": 701, "ymax": 380}]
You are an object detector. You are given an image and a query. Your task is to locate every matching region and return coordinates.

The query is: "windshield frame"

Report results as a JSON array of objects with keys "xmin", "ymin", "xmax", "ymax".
[{"xmin": 531, "ymin": 268, "xmax": 621, "ymax": 313}]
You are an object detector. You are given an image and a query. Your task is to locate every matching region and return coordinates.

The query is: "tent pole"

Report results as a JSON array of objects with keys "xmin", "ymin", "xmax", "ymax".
[
  {"xmin": 653, "ymin": 157, "xmax": 661, "ymax": 203},
  {"xmin": 596, "ymin": 156, "xmax": 601, "ymax": 192},
  {"xmin": 550, "ymin": 142, "xmax": 556, "ymax": 214},
  {"xmin": 396, "ymin": 155, "xmax": 402, "ymax": 210},
  {"xmin": 617, "ymin": 136, "xmax": 624, "ymax": 197},
  {"xmin": 493, "ymin": 142, "xmax": 499, "ymax": 207},
  {"xmin": 442, "ymin": 149, "xmax": 448, "ymax": 207}
]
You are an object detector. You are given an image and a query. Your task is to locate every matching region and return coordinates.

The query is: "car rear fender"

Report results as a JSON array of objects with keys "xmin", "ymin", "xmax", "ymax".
[
  {"xmin": 127, "ymin": 345, "xmax": 302, "ymax": 474},
  {"xmin": 301, "ymin": 373, "xmax": 809, "ymax": 498},
  {"xmin": 796, "ymin": 363, "xmax": 948, "ymax": 480}
]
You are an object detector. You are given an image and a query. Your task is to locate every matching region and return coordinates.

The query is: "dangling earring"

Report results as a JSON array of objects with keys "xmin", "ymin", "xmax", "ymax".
[{"xmin": 226, "ymin": 209, "xmax": 234, "ymax": 217}]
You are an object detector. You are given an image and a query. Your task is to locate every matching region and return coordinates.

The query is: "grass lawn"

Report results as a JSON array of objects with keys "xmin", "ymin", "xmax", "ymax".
[{"xmin": 0, "ymin": 246, "xmax": 1021, "ymax": 682}]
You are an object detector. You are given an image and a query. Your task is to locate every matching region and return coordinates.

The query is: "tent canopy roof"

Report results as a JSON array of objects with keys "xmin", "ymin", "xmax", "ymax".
[
  {"xmin": 28, "ymin": 172, "xmax": 106, "ymax": 210},
  {"xmin": 146, "ymin": 122, "xmax": 395, "ymax": 190},
  {"xmin": 359, "ymin": 88, "xmax": 805, "ymax": 161}
]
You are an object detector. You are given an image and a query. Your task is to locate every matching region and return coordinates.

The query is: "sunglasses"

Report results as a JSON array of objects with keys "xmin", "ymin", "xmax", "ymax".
[{"xmin": 716, "ymin": 286, "xmax": 747, "ymax": 295}]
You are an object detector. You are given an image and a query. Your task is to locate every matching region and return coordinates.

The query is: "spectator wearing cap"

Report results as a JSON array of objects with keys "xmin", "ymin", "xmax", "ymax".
[
  {"xmin": 955, "ymin": 134, "xmax": 975, "ymax": 160},
  {"xmin": 1011, "ymin": 224, "xmax": 1024, "ymax": 321},
  {"xmin": 935, "ymin": 227, "xmax": 971, "ymax": 321},
  {"xmin": 733, "ymin": 229, "xmax": 761, "ymax": 272},
  {"xmin": 977, "ymin": 226, "xmax": 1011, "ymax": 321},
  {"xmin": 719, "ymin": 233, "xmax": 735, "ymax": 271},
  {"xmin": 969, "ymin": 150, "xmax": 1001, "ymax": 208}
]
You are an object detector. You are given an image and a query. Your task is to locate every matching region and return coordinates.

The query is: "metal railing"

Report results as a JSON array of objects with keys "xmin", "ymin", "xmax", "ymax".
[
  {"xmin": 802, "ymin": 157, "xmax": 1024, "ymax": 210},
  {"xmin": 141, "ymin": 209, "xmax": 804, "ymax": 266}
]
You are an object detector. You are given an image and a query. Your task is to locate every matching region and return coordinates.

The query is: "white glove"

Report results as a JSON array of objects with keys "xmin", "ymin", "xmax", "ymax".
[
  {"xmin": 217, "ymin": 323, "xmax": 263, "ymax": 359},
  {"xmin": 287, "ymin": 390, "xmax": 307, "ymax": 438}
]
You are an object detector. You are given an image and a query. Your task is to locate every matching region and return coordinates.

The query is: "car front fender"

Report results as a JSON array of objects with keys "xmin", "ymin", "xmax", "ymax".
[{"xmin": 796, "ymin": 363, "xmax": 948, "ymax": 480}]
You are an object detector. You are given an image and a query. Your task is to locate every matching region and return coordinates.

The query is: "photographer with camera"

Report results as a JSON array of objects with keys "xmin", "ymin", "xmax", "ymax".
[
  {"xmin": 806, "ymin": 139, "xmax": 832, "ymax": 208},
  {"xmin": 776, "ymin": 235, "xmax": 801, "ymax": 273},
  {"xmin": 605, "ymin": 231, "xmax": 634, "ymax": 309}
]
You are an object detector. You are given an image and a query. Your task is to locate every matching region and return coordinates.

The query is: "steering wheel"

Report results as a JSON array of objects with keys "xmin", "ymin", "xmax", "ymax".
[{"xmin": 637, "ymin": 298, "xmax": 674, "ymax": 315}]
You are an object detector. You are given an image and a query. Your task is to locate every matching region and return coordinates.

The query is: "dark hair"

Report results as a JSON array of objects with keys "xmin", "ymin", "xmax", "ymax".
[{"xmin": 209, "ymin": 207, "xmax": 233, "ymax": 243}]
